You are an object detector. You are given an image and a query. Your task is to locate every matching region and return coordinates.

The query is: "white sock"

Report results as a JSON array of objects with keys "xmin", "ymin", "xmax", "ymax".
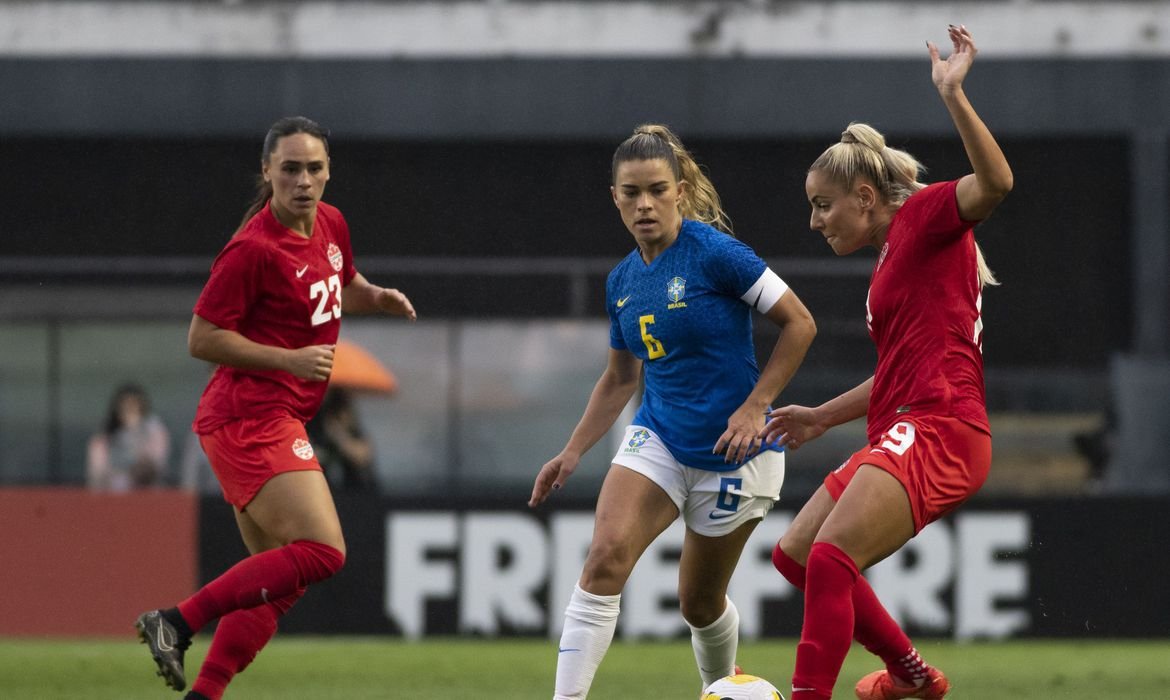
[
  {"xmin": 553, "ymin": 583, "xmax": 621, "ymax": 700},
  {"xmin": 689, "ymin": 597, "xmax": 740, "ymax": 688}
]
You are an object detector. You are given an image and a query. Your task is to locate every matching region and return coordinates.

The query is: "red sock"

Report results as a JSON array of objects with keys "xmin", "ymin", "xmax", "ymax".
[
  {"xmin": 190, "ymin": 587, "xmax": 306, "ymax": 700},
  {"xmin": 774, "ymin": 543, "xmax": 918, "ymax": 683},
  {"xmin": 178, "ymin": 540, "xmax": 344, "ymax": 632},
  {"xmin": 772, "ymin": 542, "xmax": 807, "ymax": 589},
  {"xmin": 791, "ymin": 542, "xmax": 858, "ymax": 700}
]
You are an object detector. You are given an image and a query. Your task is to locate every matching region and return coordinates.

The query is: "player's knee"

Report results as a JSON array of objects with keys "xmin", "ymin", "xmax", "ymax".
[
  {"xmin": 777, "ymin": 531, "xmax": 811, "ymax": 566},
  {"xmin": 772, "ymin": 541, "xmax": 807, "ymax": 590},
  {"xmin": 578, "ymin": 540, "xmax": 636, "ymax": 591},
  {"xmin": 678, "ymin": 588, "xmax": 725, "ymax": 627},
  {"xmin": 288, "ymin": 539, "xmax": 346, "ymax": 584}
]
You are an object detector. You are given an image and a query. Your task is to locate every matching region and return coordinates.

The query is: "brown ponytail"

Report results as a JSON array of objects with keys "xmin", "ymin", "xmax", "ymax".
[
  {"xmin": 612, "ymin": 124, "xmax": 733, "ymax": 234},
  {"xmin": 235, "ymin": 177, "xmax": 273, "ymax": 235}
]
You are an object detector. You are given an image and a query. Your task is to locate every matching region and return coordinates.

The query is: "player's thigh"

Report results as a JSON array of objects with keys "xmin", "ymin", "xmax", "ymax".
[
  {"xmin": 677, "ymin": 518, "xmax": 760, "ymax": 625},
  {"xmin": 581, "ymin": 464, "xmax": 679, "ymax": 590},
  {"xmin": 233, "ymin": 506, "xmax": 285, "ymax": 555},
  {"xmin": 815, "ymin": 464, "xmax": 913, "ymax": 570},
  {"xmin": 243, "ymin": 470, "xmax": 346, "ymax": 555},
  {"xmin": 777, "ymin": 485, "xmax": 837, "ymax": 565}
]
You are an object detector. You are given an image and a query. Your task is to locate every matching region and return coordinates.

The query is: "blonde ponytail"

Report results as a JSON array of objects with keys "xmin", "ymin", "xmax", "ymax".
[
  {"xmin": 814, "ymin": 123, "xmax": 998, "ymax": 287},
  {"xmin": 813, "ymin": 122, "xmax": 924, "ymax": 206},
  {"xmin": 975, "ymin": 243, "xmax": 998, "ymax": 288}
]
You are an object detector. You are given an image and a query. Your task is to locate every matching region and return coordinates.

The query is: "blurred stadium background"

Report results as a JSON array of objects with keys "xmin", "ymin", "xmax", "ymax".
[{"xmin": 0, "ymin": 0, "xmax": 1168, "ymax": 693}]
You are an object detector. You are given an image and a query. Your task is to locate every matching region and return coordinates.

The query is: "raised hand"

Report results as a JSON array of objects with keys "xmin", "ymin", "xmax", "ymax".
[{"xmin": 929, "ymin": 24, "xmax": 977, "ymax": 94}]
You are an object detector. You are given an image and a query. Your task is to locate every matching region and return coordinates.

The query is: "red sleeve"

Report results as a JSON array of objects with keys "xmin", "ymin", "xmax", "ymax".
[
  {"xmin": 193, "ymin": 236, "xmax": 265, "ymax": 331},
  {"xmin": 900, "ymin": 180, "xmax": 976, "ymax": 243}
]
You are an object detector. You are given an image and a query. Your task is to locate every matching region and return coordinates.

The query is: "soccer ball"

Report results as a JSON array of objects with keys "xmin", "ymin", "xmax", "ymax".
[{"xmin": 701, "ymin": 673, "xmax": 785, "ymax": 700}]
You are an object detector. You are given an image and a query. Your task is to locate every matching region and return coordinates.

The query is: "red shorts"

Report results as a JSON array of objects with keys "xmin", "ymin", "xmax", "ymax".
[
  {"xmin": 824, "ymin": 415, "xmax": 991, "ymax": 533},
  {"xmin": 199, "ymin": 415, "xmax": 323, "ymax": 509}
]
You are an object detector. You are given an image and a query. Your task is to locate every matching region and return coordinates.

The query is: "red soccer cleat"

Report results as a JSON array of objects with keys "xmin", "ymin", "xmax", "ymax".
[{"xmin": 854, "ymin": 666, "xmax": 950, "ymax": 700}]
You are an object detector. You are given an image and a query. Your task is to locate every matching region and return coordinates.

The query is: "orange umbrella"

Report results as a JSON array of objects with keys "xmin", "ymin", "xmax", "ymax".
[{"xmin": 330, "ymin": 339, "xmax": 398, "ymax": 395}]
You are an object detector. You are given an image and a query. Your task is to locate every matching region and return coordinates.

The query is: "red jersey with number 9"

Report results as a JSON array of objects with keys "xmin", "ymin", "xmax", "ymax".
[
  {"xmin": 193, "ymin": 201, "xmax": 357, "ymax": 434},
  {"xmin": 865, "ymin": 180, "xmax": 989, "ymax": 444}
]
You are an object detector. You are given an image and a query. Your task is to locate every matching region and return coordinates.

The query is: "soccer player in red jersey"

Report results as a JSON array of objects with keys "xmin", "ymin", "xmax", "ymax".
[
  {"xmin": 135, "ymin": 116, "xmax": 416, "ymax": 699},
  {"xmin": 758, "ymin": 26, "xmax": 1013, "ymax": 700}
]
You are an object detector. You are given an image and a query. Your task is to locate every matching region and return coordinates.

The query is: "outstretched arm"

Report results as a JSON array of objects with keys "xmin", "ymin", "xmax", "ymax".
[
  {"xmin": 759, "ymin": 376, "xmax": 872, "ymax": 450},
  {"xmin": 930, "ymin": 24, "xmax": 1013, "ymax": 221}
]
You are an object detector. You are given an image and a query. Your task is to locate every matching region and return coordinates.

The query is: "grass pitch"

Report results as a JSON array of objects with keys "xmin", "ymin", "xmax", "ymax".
[{"xmin": 2, "ymin": 636, "xmax": 1168, "ymax": 699}]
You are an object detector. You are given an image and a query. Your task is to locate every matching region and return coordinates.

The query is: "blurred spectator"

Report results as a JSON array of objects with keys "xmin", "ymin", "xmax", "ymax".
[
  {"xmin": 306, "ymin": 387, "xmax": 377, "ymax": 491},
  {"xmin": 86, "ymin": 383, "xmax": 170, "ymax": 491}
]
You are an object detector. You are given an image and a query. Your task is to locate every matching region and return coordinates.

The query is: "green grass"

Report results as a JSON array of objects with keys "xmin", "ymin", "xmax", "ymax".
[{"xmin": 3, "ymin": 637, "xmax": 1169, "ymax": 699}]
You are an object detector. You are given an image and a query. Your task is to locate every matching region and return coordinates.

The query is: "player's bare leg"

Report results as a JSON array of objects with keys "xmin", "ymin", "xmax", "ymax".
[
  {"xmin": 554, "ymin": 465, "xmax": 679, "ymax": 699},
  {"xmin": 679, "ymin": 519, "xmax": 760, "ymax": 688}
]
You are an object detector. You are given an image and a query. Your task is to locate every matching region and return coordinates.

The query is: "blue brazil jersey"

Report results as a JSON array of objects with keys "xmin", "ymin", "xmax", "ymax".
[{"xmin": 607, "ymin": 219, "xmax": 779, "ymax": 471}]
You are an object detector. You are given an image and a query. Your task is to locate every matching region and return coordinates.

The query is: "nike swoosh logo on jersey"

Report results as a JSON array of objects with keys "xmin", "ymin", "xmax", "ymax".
[
  {"xmin": 295, "ymin": 265, "xmax": 309, "ymax": 278},
  {"xmin": 708, "ymin": 510, "xmax": 737, "ymax": 520},
  {"xmin": 616, "ymin": 295, "xmax": 631, "ymax": 308}
]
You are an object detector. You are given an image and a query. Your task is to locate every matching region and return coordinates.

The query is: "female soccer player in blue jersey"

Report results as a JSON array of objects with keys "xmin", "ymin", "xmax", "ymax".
[{"xmin": 529, "ymin": 124, "xmax": 817, "ymax": 698}]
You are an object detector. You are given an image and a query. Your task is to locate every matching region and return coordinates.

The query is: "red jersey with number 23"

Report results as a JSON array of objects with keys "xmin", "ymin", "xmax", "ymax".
[
  {"xmin": 865, "ymin": 180, "xmax": 989, "ymax": 444},
  {"xmin": 193, "ymin": 201, "xmax": 357, "ymax": 434}
]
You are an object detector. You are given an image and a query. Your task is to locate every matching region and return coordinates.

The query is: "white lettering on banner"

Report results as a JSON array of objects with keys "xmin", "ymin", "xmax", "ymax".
[
  {"xmin": 728, "ymin": 514, "xmax": 795, "ymax": 639},
  {"xmin": 869, "ymin": 524, "xmax": 955, "ymax": 630},
  {"xmin": 459, "ymin": 512, "xmax": 548, "ymax": 635},
  {"xmin": 548, "ymin": 513, "xmax": 595, "ymax": 638},
  {"xmin": 869, "ymin": 513, "xmax": 1030, "ymax": 640},
  {"xmin": 956, "ymin": 513, "xmax": 1030, "ymax": 640},
  {"xmin": 382, "ymin": 510, "xmax": 1030, "ymax": 640},
  {"xmin": 385, "ymin": 514, "xmax": 457, "ymax": 639},
  {"xmin": 624, "ymin": 522, "xmax": 687, "ymax": 637}
]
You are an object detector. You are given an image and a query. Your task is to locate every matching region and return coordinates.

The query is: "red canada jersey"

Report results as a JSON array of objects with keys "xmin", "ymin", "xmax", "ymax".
[
  {"xmin": 865, "ymin": 180, "xmax": 989, "ymax": 443},
  {"xmin": 193, "ymin": 201, "xmax": 357, "ymax": 434}
]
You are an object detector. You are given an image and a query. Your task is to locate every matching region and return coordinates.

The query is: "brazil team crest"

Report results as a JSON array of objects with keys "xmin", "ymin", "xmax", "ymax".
[
  {"xmin": 625, "ymin": 429, "xmax": 651, "ymax": 452},
  {"xmin": 667, "ymin": 276, "xmax": 687, "ymax": 309}
]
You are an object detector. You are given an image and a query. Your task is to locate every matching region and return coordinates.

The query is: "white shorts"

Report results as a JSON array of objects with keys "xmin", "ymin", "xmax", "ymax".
[{"xmin": 611, "ymin": 425, "xmax": 785, "ymax": 537}]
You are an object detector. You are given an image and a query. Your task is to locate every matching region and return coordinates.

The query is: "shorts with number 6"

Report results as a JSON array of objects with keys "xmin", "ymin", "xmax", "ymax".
[
  {"xmin": 199, "ymin": 414, "xmax": 324, "ymax": 510},
  {"xmin": 612, "ymin": 425, "xmax": 785, "ymax": 537},
  {"xmin": 824, "ymin": 415, "xmax": 991, "ymax": 533}
]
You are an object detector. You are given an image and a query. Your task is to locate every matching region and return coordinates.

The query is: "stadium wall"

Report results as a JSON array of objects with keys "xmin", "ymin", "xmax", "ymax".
[
  {"xmin": 1, "ymin": 488, "xmax": 1161, "ymax": 638},
  {"xmin": 0, "ymin": 488, "xmax": 198, "ymax": 636},
  {"xmin": 195, "ymin": 493, "xmax": 1170, "ymax": 640}
]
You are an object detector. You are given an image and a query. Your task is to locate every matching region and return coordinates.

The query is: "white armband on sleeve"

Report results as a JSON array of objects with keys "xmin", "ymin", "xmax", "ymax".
[{"xmin": 740, "ymin": 267, "xmax": 789, "ymax": 313}]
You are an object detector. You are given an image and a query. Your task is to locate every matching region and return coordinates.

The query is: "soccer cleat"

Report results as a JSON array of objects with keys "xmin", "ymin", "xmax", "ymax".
[
  {"xmin": 135, "ymin": 609, "xmax": 191, "ymax": 691},
  {"xmin": 854, "ymin": 667, "xmax": 950, "ymax": 700}
]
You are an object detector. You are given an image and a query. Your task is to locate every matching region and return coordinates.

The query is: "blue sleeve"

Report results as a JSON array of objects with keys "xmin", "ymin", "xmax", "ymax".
[{"xmin": 705, "ymin": 234, "xmax": 768, "ymax": 298}]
